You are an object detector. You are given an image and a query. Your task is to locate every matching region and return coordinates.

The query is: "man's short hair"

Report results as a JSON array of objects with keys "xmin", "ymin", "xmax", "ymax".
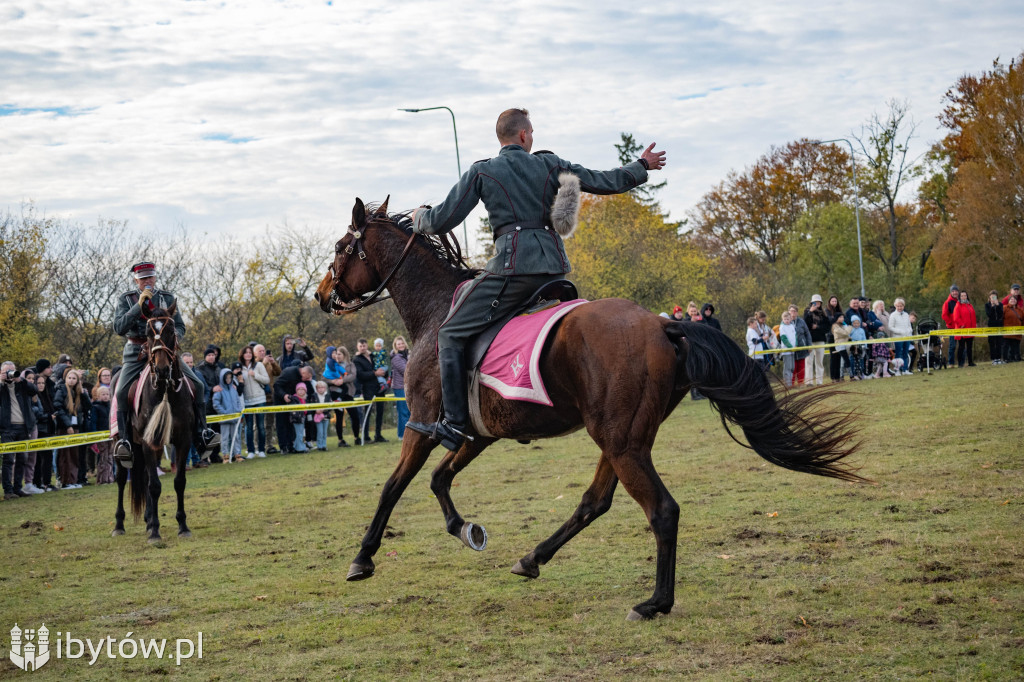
[
  {"xmin": 181, "ymin": 352, "xmax": 193, "ymax": 359},
  {"xmin": 496, "ymin": 108, "xmax": 530, "ymax": 142}
]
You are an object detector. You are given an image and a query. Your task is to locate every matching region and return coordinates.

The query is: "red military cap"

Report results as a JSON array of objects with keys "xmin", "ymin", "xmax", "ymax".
[{"xmin": 131, "ymin": 261, "xmax": 157, "ymax": 278}]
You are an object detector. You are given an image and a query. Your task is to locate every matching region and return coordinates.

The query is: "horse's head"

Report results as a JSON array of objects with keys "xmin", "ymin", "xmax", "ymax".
[
  {"xmin": 144, "ymin": 303, "xmax": 179, "ymax": 374},
  {"xmin": 315, "ymin": 196, "xmax": 392, "ymax": 315}
]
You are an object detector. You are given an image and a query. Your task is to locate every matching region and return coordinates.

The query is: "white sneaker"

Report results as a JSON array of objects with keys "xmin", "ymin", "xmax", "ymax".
[
  {"xmin": 246, "ymin": 452, "xmax": 256, "ymax": 459},
  {"xmin": 257, "ymin": 451, "xmax": 266, "ymax": 458},
  {"xmin": 63, "ymin": 483, "xmax": 81, "ymax": 490},
  {"xmin": 22, "ymin": 483, "xmax": 43, "ymax": 494}
]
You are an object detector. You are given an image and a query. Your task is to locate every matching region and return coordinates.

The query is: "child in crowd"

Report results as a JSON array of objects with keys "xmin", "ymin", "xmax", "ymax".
[
  {"xmin": 90, "ymin": 385, "xmax": 114, "ymax": 483},
  {"xmin": 830, "ymin": 313, "xmax": 851, "ymax": 380},
  {"xmin": 871, "ymin": 332, "xmax": 894, "ymax": 378},
  {"xmin": 289, "ymin": 383, "xmax": 310, "ymax": 453},
  {"xmin": 213, "ymin": 367, "xmax": 245, "ymax": 463},
  {"xmin": 312, "ymin": 380, "xmax": 331, "ymax": 452},
  {"xmin": 371, "ymin": 338, "xmax": 390, "ymax": 394},
  {"xmin": 779, "ymin": 311, "xmax": 797, "ymax": 387},
  {"xmin": 848, "ymin": 315, "xmax": 867, "ymax": 380}
]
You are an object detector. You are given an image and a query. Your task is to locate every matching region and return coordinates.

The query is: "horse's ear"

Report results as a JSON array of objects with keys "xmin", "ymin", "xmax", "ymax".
[
  {"xmin": 353, "ymin": 198, "xmax": 366, "ymax": 228},
  {"xmin": 167, "ymin": 301, "xmax": 177, "ymax": 317},
  {"xmin": 377, "ymin": 195, "xmax": 390, "ymax": 216}
]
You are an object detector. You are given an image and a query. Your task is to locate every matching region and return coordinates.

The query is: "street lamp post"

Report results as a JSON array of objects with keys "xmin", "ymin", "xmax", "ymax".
[
  {"xmin": 399, "ymin": 106, "xmax": 469, "ymax": 253},
  {"xmin": 811, "ymin": 138, "xmax": 865, "ymax": 297}
]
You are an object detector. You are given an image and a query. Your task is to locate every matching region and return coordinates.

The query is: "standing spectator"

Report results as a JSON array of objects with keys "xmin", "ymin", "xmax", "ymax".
[
  {"xmin": 1, "ymin": 361, "xmax": 38, "ymax": 499},
  {"xmin": 354, "ymin": 339, "xmax": 387, "ymax": 444},
  {"xmin": 1002, "ymin": 296, "xmax": 1023, "ymax": 362},
  {"xmin": 848, "ymin": 316, "xmax": 868, "ymax": 380},
  {"xmin": 96, "ymin": 367, "xmax": 113, "ymax": 391},
  {"xmin": 871, "ymin": 333, "xmax": 894, "ymax": 378},
  {"xmin": 196, "ymin": 345, "xmax": 223, "ymax": 412},
  {"xmin": 789, "ymin": 304, "xmax": 811, "ymax": 386},
  {"xmin": 754, "ymin": 311, "xmax": 777, "ymax": 368},
  {"xmin": 90, "ymin": 385, "xmax": 114, "ymax": 483},
  {"xmin": 279, "ymin": 335, "xmax": 315, "ymax": 370},
  {"xmin": 825, "ymin": 296, "xmax": 844, "ymax": 381},
  {"xmin": 830, "ymin": 314, "xmax": 851, "ymax": 380},
  {"xmin": 778, "ymin": 311, "xmax": 797, "ymax": 387},
  {"xmin": 180, "ymin": 352, "xmax": 204, "ymax": 468},
  {"xmin": 371, "ymin": 338, "xmax": 390, "ymax": 395},
  {"xmin": 17, "ymin": 369, "xmax": 42, "ymax": 494},
  {"xmin": 907, "ymin": 312, "xmax": 920, "ymax": 371},
  {"xmin": 888, "ymin": 298, "xmax": 914, "ymax": 375},
  {"xmin": 985, "ymin": 291, "xmax": 1004, "ymax": 365},
  {"xmin": 391, "ymin": 337, "xmax": 410, "ymax": 440},
  {"xmin": 953, "ymin": 290, "xmax": 977, "ymax": 368},
  {"xmin": 31, "ymin": 374, "xmax": 56, "ymax": 491},
  {"xmin": 941, "ymin": 285, "xmax": 960, "ymax": 367},
  {"xmin": 311, "ymin": 381, "xmax": 332, "ymax": 451},
  {"xmin": 670, "ymin": 306, "xmax": 685, "ymax": 321},
  {"xmin": 1001, "ymin": 283, "xmax": 1022, "ymax": 307},
  {"xmin": 51, "ymin": 354, "xmax": 74, "ymax": 389},
  {"xmin": 273, "ymin": 365, "xmax": 315, "ymax": 454},
  {"xmin": 213, "ymin": 367, "xmax": 245, "ymax": 463},
  {"xmin": 699, "ymin": 303, "xmax": 721, "ymax": 331},
  {"xmin": 324, "ymin": 346, "xmax": 361, "ymax": 446},
  {"xmin": 288, "ymin": 383, "xmax": 310, "ymax": 453},
  {"xmin": 803, "ymin": 295, "xmax": 828, "ymax": 386},
  {"xmin": 238, "ymin": 345, "xmax": 269, "ymax": 458},
  {"xmin": 844, "ymin": 298, "xmax": 861, "ymax": 328},
  {"xmin": 685, "ymin": 301, "xmax": 702, "ymax": 322},
  {"xmin": 255, "ymin": 344, "xmax": 282, "ymax": 454},
  {"xmin": 871, "ymin": 300, "xmax": 891, "ymax": 336},
  {"xmin": 54, "ymin": 368, "xmax": 90, "ymax": 489}
]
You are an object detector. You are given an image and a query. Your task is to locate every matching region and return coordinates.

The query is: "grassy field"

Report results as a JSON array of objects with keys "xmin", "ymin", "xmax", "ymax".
[{"xmin": 1, "ymin": 363, "xmax": 1022, "ymax": 680}]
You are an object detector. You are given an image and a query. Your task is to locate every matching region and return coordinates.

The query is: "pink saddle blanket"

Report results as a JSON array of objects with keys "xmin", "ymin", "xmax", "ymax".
[
  {"xmin": 478, "ymin": 299, "xmax": 588, "ymax": 406},
  {"xmin": 108, "ymin": 365, "xmax": 195, "ymax": 438}
]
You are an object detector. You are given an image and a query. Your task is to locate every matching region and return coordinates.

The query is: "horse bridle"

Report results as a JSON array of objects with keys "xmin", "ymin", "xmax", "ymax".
[
  {"xmin": 145, "ymin": 315, "xmax": 185, "ymax": 390},
  {"xmin": 327, "ymin": 220, "xmax": 418, "ymax": 314}
]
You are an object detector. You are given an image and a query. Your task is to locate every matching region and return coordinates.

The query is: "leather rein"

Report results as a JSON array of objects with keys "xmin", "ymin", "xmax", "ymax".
[{"xmin": 145, "ymin": 315, "xmax": 185, "ymax": 391}]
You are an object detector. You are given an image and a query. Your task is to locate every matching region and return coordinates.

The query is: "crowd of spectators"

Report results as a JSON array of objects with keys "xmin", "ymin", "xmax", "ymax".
[
  {"xmin": 1, "ymin": 334, "xmax": 412, "ymax": 501},
  {"xmin": 742, "ymin": 282, "xmax": 1023, "ymax": 386}
]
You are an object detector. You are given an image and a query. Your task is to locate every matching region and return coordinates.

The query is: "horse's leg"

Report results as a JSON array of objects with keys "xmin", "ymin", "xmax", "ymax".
[
  {"xmin": 429, "ymin": 437, "xmax": 495, "ymax": 551},
  {"xmin": 145, "ymin": 456, "xmax": 163, "ymax": 543},
  {"xmin": 511, "ymin": 455, "xmax": 618, "ymax": 579},
  {"xmin": 606, "ymin": 451, "xmax": 679, "ymax": 621},
  {"xmin": 173, "ymin": 437, "xmax": 191, "ymax": 538},
  {"xmin": 348, "ymin": 430, "xmax": 437, "ymax": 580},
  {"xmin": 112, "ymin": 462, "xmax": 128, "ymax": 536}
]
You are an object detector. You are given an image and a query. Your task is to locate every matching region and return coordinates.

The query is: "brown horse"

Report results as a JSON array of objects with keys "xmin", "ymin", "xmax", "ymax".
[
  {"xmin": 314, "ymin": 198, "xmax": 865, "ymax": 620},
  {"xmin": 112, "ymin": 303, "xmax": 195, "ymax": 544}
]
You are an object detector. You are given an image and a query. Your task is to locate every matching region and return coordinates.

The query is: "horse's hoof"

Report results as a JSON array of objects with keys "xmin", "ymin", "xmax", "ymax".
[
  {"xmin": 626, "ymin": 609, "xmax": 647, "ymax": 621},
  {"xmin": 460, "ymin": 522, "xmax": 488, "ymax": 551},
  {"xmin": 178, "ymin": 531, "xmax": 192, "ymax": 539},
  {"xmin": 111, "ymin": 528, "xmax": 125, "ymax": 537},
  {"xmin": 147, "ymin": 537, "xmax": 163, "ymax": 545},
  {"xmin": 347, "ymin": 561, "xmax": 375, "ymax": 581},
  {"xmin": 510, "ymin": 554, "xmax": 539, "ymax": 579}
]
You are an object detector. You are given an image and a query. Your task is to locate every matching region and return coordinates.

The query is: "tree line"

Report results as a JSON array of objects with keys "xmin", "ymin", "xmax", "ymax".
[{"xmin": 2, "ymin": 52, "xmax": 1020, "ymax": 367}]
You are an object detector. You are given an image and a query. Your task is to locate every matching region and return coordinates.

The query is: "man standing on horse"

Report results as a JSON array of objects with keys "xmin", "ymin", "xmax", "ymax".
[
  {"xmin": 408, "ymin": 108, "xmax": 666, "ymax": 451},
  {"xmin": 112, "ymin": 261, "xmax": 219, "ymax": 467}
]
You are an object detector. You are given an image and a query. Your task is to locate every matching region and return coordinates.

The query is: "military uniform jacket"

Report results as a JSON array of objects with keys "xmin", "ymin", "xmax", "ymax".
[
  {"xmin": 414, "ymin": 144, "xmax": 648, "ymax": 276},
  {"xmin": 113, "ymin": 289, "xmax": 186, "ymax": 357}
]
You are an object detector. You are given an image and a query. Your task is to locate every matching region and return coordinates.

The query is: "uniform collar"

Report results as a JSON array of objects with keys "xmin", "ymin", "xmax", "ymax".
[{"xmin": 499, "ymin": 144, "xmax": 526, "ymax": 155}]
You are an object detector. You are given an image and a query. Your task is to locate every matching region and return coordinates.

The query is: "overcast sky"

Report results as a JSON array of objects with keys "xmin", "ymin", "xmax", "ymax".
[{"xmin": 2, "ymin": 0, "xmax": 1021, "ymax": 255}]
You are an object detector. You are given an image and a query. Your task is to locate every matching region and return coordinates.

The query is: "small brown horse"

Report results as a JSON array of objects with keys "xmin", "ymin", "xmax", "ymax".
[
  {"xmin": 315, "ymin": 198, "xmax": 865, "ymax": 620},
  {"xmin": 112, "ymin": 303, "xmax": 195, "ymax": 544}
]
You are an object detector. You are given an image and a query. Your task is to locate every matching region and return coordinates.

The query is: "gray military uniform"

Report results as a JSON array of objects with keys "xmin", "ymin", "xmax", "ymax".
[
  {"xmin": 112, "ymin": 289, "xmax": 206, "ymax": 407},
  {"xmin": 414, "ymin": 144, "xmax": 649, "ymax": 351}
]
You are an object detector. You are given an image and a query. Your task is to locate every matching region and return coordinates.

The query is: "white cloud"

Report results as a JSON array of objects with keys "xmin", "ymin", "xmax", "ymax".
[{"xmin": 1, "ymin": 0, "xmax": 1021, "ymax": 252}]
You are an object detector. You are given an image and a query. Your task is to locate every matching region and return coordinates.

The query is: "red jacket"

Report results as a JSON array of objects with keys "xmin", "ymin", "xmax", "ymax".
[
  {"xmin": 941, "ymin": 293, "xmax": 958, "ymax": 329},
  {"xmin": 952, "ymin": 301, "xmax": 977, "ymax": 340}
]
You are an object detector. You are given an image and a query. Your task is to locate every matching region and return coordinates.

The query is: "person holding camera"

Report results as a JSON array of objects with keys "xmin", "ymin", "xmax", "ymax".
[
  {"xmin": 1, "ymin": 361, "xmax": 39, "ymax": 500},
  {"xmin": 111, "ymin": 261, "xmax": 219, "ymax": 468}
]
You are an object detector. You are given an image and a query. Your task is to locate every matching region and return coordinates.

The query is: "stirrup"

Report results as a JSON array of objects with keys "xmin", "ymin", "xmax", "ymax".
[
  {"xmin": 200, "ymin": 428, "xmax": 220, "ymax": 449},
  {"xmin": 407, "ymin": 419, "xmax": 473, "ymax": 451},
  {"xmin": 114, "ymin": 440, "xmax": 134, "ymax": 469}
]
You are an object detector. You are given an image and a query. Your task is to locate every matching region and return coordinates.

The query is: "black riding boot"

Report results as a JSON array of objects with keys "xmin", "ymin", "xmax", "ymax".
[
  {"xmin": 193, "ymin": 399, "xmax": 221, "ymax": 454},
  {"xmin": 407, "ymin": 348, "xmax": 474, "ymax": 451},
  {"xmin": 114, "ymin": 410, "xmax": 134, "ymax": 469}
]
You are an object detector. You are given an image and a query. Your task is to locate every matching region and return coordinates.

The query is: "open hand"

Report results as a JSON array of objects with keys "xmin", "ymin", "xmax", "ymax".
[{"xmin": 641, "ymin": 143, "xmax": 667, "ymax": 171}]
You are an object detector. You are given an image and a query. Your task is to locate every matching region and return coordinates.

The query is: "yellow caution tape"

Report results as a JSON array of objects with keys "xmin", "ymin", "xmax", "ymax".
[{"xmin": 754, "ymin": 327, "xmax": 1024, "ymax": 356}]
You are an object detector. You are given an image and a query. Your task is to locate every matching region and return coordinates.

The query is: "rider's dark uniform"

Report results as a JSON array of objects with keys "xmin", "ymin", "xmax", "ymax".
[
  {"xmin": 409, "ymin": 143, "xmax": 650, "ymax": 449},
  {"xmin": 112, "ymin": 265, "xmax": 216, "ymax": 464}
]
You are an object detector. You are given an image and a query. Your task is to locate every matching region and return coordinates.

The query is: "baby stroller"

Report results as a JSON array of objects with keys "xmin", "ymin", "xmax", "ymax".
[{"xmin": 916, "ymin": 317, "xmax": 946, "ymax": 371}]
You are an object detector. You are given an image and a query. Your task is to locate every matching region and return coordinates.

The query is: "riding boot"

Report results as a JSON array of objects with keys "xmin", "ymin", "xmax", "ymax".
[
  {"xmin": 407, "ymin": 348, "xmax": 474, "ymax": 451},
  {"xmin": 114, "ymin": 410, "xmax": 134, "ymax": 469},
  {"xmin": 193, "ymin": 399, "xmax": 221, "ymax": 454}
]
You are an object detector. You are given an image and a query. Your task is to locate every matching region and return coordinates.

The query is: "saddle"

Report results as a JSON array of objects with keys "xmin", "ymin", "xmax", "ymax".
[{"xmin": 108, "ymin": 365, "xmax": 196, "ymax": 438}]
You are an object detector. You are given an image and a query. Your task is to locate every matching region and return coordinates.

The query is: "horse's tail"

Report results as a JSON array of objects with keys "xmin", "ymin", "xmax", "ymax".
[
  {"xmin": 129, "ymin": 443, "xmax": 148, "ymax": 521},
  {"xmin": 666, "ymin": 321, "xmax": 868, "ymax": 483},
  {"xmin": 142, "ymin": 391, "xmax": 173, "ymax": 449}
]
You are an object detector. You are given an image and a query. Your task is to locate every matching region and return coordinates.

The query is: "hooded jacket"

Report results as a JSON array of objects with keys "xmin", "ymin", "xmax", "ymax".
[
  {"xmin": 213, "ymin": 368, "xmax": 244, "ymax": 417},
  {"xmin": 240, "ymin": 358, "xmax": 270, "ymax": 406}
]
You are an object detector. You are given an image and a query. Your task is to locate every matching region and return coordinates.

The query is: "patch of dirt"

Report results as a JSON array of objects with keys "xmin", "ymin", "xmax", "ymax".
[
  {"xmin": 735, "ymin": 528, "xmax": 762, "ymax": 540},
  {"xmin": 383, "ymin": 528, "xmax": 404, "ymax": 539},
  {"xmin": 754, "ymin": 634, "xmax": 787, "ymax": 645},
  {"xmin": 321, "ymin": 493, "xmax": 347, "ymax": 501},
  {"xmin": 871, "ymin": 538, "xmax": 901, "ymax": 546}
]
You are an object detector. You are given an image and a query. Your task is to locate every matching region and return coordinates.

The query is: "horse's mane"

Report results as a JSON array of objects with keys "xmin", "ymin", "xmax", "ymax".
[{"xmin": 365, "ymin": 203, "xmax": 481, "ymax": 282}]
